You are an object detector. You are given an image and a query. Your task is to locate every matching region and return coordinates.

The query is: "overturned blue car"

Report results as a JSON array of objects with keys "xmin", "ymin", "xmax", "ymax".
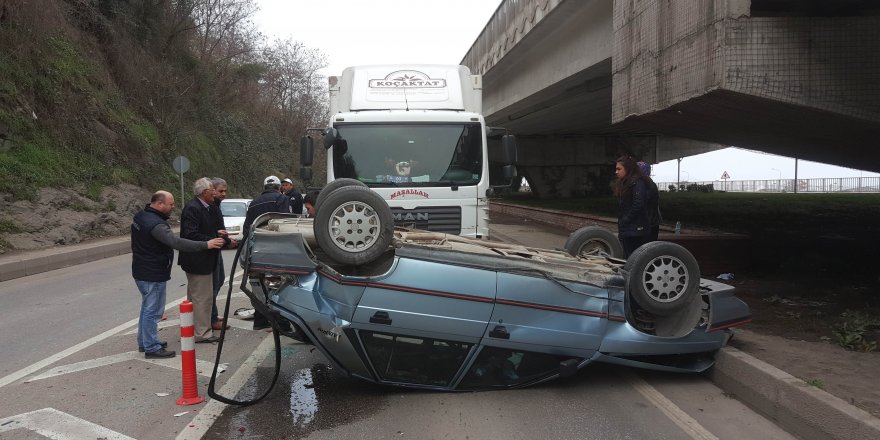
[{"xmin": 238, "ymin": 182, "xmax": 750, "ymax": 391}]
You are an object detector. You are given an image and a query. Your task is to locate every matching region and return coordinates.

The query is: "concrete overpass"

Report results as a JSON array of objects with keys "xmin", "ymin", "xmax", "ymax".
[{"xmin": 462, "ymin": 0, "xmax": 880, "ymax": 197}]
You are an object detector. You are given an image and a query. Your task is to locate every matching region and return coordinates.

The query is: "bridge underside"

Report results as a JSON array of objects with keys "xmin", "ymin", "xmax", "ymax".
[
  {"xmin": 614, "ymin": 90, "xmax": 880, "ymax": 171},
  {"xmin": 466, "ymin": 0, "xmax": 880, "ymax": 197}
]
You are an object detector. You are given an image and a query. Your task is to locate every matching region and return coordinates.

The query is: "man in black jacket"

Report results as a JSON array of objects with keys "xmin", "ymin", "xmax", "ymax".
[
  {"xmin": 242, "ymin": 176, "xmax": 290, "ymax": 330},
  {"xmin": 178, "ymin": 177, "xmax": 226, "ymax": 343},
  {"xmin": 131, "ymin": 191, "xmax": 224, "ymax": 358},
  {"xmin": 209, "ymin": 177, "xmax": 236, "ymax": 331},
  {"xmin": 281, "ymin": 178, "xmax": 304, "ymax": 216},
  {"xmin": 242, "ymin": 176, "xmax": 290, "ymax": 234}
]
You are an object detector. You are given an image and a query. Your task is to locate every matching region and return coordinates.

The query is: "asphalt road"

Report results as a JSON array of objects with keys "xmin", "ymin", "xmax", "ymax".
[
  {"xmin": 0, "ymin": 246, "xmax": 797, "ymax": 439},
  {"xmin": 205, "ymin": 343, "xmax": 795, "ymax": 440}
]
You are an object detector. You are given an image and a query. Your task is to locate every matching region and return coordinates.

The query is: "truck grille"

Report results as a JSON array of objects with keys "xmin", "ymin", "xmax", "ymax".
[{"xmin": 390, "ymin": 206, "xmax": 461, "ymax": 234}]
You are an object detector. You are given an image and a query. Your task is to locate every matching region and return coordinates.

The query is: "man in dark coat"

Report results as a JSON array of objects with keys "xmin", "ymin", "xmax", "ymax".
[
  {"xmin": 281, "ymin": 178, "xmax": 304, "ymax": 216},
  {"xmin": 242, "ymin": 176, "xmax": 290, "ymax": 234},
  {"xmin": 242, "ymin": 176, "xmax": 291, "ymax": 330},
  {"xmin": 209, "ymin": 177, "xmax": 237, "ymax": 331},
  {"xmin": 178, "ymin": 177, "xmax": 226, "ymax": 343},
  {"xmin": 131, "ymin": 191, "xmax": 224, "ymax": 358}
]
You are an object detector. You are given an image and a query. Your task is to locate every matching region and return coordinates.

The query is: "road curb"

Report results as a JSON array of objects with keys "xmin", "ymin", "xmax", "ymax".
[
  {"xmin": 0, "ymin": 240, "xmax": 130, "ymax": 282},
  {"xmin": 710, "ymin": 346, "xmax": 880, "ymax": 440}
]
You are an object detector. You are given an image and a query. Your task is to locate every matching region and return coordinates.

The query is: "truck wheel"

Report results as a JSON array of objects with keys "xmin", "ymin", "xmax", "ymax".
[
  {"xmin": 624, "ymin": 241, "xmax": 700, "ymax": 316},
  {"xmin": 314, "ymin": 185, "xmax": 394, "ymax": 265},
  {"xmin": 564, "ymin": 226, "xmax": 624, "ymax": 259},
  {"xmin": 315, "ymin": 178, "xmax": 368, "ymax": 214}
]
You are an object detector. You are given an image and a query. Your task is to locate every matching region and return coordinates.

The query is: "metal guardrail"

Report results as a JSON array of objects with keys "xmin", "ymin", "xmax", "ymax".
[{"xmin": 657, "ymin": 177, "xmax": 880, "ymax": 193}]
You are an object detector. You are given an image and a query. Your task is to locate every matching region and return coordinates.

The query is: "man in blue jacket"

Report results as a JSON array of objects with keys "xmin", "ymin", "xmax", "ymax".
[{"xmin": 131, "ymin": 191, "xmax": 224, "ymax": 358}]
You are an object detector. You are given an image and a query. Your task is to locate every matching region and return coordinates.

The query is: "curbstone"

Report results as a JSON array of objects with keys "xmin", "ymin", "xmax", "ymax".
[
  {"xmin": 710, "ymin": 346, "xmax": 880, "ymax": 440},
  {"xmin": 0, "ymin": 239, "xmax": 131, "ymax": 282}
]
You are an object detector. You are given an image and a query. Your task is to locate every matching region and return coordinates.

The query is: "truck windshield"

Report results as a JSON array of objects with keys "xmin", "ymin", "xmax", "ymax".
[{"xmin": 332, "ymin": 123, "xmax": 482, "ymax": 186}]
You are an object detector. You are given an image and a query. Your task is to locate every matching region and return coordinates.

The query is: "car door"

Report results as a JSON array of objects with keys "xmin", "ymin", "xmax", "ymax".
[
  {"xmin": 350, "ymin": 256, "xmax": 496, "ymax": 388},
  {"xmin": 455, "ymin": 272, "xmax": 610, "ymax": 390}
]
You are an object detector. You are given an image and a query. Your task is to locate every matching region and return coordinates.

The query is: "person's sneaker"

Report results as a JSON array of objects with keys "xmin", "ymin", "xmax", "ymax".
[
  {"xmin": 253, "ymin": 323, "xmax": 271, "ymax": 331},
  {"xmin": 138, "ymin": 341, "xmax": 168, "ymax": 353},
  {"xmin": 144, "ymin": 348, "xmax": 176, "ymax": 358}
]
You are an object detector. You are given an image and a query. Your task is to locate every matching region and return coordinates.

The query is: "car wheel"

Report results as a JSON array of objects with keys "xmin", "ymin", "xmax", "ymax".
[
  {"xmin": 564, "ymin": 226, "xmax": 624, "ymax": 259},
  {"xmin": 624, "ymin": 241, "xmax": 700, "ymax": 316},
  {"xmin": 314, "ymin": 178, "xmax": 368, "ymax": 213},
  {"xmin": 314, "ymin": 185, "xmax": 394, "ymax": 265}
]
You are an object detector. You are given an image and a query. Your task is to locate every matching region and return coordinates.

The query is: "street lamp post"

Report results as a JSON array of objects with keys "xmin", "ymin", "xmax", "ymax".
[{"xmin": 771, "ymin": 168, "xmax": 782, "ymax": 192}]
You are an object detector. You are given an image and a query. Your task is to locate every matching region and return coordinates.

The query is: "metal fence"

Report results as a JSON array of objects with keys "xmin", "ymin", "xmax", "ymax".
[{"xmin": 657, "ymin": 177, "xmax": 880, "ymax": 193}]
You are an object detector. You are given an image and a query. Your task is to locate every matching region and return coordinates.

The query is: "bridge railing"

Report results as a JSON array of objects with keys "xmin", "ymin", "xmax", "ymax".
[{"xmin": 656, "ymin": 177, "xmax": 880, "ymax": 193}]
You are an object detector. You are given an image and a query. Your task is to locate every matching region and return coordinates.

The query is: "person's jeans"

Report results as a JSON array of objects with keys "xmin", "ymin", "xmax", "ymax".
[
  {"xmin": 211, "ymin": 254, "xmax": 225, "ymax": 322},
  {"xmin": 135, "ymin": 280, "xmax": 167, "ymax": 353}
]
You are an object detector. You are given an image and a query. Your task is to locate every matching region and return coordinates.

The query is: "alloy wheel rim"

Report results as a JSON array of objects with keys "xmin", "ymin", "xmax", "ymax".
[
  {"xmin": 328, "ymin": 201, "xmax": 380, "ymax": 252},
  {"xmin": 641, "ymin": 255, "xmax": 689, "ymax": 303}
]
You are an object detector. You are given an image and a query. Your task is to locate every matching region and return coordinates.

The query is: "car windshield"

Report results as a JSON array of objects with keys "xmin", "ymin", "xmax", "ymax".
[
  {"xmin": 332, "ymin": 123, "xmax": 482, "ymax": 186},
  {"xmin": 221, "ymin": 201, "xmax": 248, "ymax": 217}
]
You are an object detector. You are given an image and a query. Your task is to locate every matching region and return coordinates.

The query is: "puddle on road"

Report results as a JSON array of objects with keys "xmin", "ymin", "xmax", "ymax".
[
  {"xmin": 208, "ymin": 350, "xmax": 389, "ymax": 438},
  {"xmin": 289, "ymin": 367, "xmax": 318, "ymax": 425}
]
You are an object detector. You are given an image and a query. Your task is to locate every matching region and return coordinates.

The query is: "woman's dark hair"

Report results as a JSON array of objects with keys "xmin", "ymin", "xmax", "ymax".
[{"xmin": 612, "ymin": 155, "xmax": 644, "ymax": 197}]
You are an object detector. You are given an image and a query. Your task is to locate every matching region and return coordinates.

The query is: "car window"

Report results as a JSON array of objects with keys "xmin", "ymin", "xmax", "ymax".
[
  {"xmin": 458, "ymin": 347, "xmax": 579, "ymax": 390},
  {"xmin": 221, "ymin": 201, "xmax": 248, "ymax": 217},
  {"xmin": 359, "ymin": 331, "xmax": 472, "ymax": 387}
]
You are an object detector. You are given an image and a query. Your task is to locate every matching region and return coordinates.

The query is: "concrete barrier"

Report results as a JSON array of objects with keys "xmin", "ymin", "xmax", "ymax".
[
  {"xmin": 0, "ymin": 239, "xmax": 130, "ymax": 282},
  {"xmin": 711, "ymin": 347, "xmax": 880, "ymax": 440}
]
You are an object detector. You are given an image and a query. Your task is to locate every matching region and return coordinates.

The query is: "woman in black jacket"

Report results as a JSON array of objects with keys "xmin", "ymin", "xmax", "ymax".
[{"xmin": 613, "ymin": 156, "xmax": 651, "ymax": 257}]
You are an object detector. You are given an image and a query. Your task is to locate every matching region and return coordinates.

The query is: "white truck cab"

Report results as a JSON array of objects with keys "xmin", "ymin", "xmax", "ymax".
[{"xmin": 301, "ymin": 65, "xmax": 516, "ymax": 239}]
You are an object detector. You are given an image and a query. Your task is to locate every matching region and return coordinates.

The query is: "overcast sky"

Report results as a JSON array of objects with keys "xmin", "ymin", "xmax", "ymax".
[
  {"xmin": 254, "ymin": 0, "xmax": 502, "ymax": 76},
  {"xmin": 253, "ymin": 0, "xmax": 877, "ymax": 183}
]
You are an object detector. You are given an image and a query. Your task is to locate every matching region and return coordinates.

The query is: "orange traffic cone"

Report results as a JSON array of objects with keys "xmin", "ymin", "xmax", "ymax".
[{"xmin": 176, "ymin": 300, "xmax": 204, "ymax": 405}]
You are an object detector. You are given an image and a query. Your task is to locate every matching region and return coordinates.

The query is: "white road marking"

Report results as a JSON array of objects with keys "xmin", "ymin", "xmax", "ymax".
[
  {"xmin": 175, "ymin": 334, "xmax": 283, "ymax": 440},
  {"xmin": 26, "ymin": 351, "xmax": 228, "ymax": 382},
  {"xmin": 29, "ymin": 352, "xmax": 140, "ymax": 381},
  {"xmin": 0, "ymin": 407, "xmax": 136, "ymax": 439},
  {"xmin": 0, "ymin": 296, "xmax": 188, "ymax": 389},
  {"xmin": 622, "ymin": 371, "xmax": 719, "ymax": 440}
]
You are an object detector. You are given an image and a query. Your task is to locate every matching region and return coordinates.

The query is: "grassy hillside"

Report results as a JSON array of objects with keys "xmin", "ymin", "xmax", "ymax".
[{"xmin": 0, "ymin": 0, "xmax": 328, "ymax": 203}]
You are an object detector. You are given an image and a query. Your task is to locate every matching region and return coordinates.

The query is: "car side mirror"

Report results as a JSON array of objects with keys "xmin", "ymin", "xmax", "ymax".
[
  {"xmin": 300, "ymin": 136, "xmax": 314, "ymax": 166},
  {"xmin": 322, "ymin": 127, "xmax": 338, "ymax": 149}
]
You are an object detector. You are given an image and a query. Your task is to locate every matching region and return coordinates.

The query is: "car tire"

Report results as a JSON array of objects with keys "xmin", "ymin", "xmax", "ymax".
[
  {"xmin": 624, "ymin": 241, "xmax": 700, "ymax": 316},
  {"xmin": 564, "ymin": 226, "xmax": 624, "ymax": 259},
  {"xmin": 314, "ymin": 185, "xmax": 394, "ymax": 265},
  {"xmin": 314, "ymin": 178, "xmax": 368, "ymax": 214}
]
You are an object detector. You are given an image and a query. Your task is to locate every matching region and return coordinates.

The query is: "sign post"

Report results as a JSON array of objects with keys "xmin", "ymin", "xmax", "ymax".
[
  {"xmin": 172, "ymin": 156, "xmax": 190, "ymax": 205},
  {"xmin": 720, "ymin": 171, "xmax": 730, "ymax": 191}
]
